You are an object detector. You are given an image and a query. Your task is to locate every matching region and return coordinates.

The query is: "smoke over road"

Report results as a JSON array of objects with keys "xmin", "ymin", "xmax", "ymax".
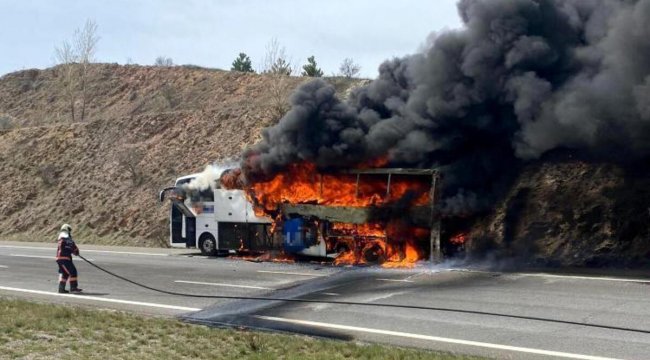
[{"xmin": 242, "ymin": 0, "xmax": 650, "ymax": 215}]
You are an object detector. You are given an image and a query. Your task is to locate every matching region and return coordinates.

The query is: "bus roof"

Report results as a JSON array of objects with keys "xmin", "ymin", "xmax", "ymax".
[{"xmin": 175, "ymin": 173, "xmax": 201, "ymax": 185}]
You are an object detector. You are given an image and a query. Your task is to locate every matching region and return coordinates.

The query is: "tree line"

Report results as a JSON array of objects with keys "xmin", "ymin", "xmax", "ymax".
[{"xmin": 231, "ymin": 38, "xmax": 361, "ymax": 78}]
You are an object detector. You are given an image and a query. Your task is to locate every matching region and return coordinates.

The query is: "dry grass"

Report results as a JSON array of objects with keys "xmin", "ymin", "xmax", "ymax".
[{"xmin": 0, "ymin": 298, "xmax": 483, "ymax": 360}]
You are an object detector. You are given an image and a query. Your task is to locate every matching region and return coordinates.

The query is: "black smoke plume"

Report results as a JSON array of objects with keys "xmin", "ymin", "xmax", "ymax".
[{"xmin": 243, "ymin": 0, "xmax": 650, "ymax": 215}]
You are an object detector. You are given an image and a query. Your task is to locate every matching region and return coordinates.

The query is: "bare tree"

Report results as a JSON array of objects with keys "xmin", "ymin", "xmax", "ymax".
[
  {"xmin": 339, "ymin": 57, "xmax": 361, "ymax": 78},
  {"xmin": 75, "ymin": 19, "xmax": 99, "ymax": 122},
  {"xmin": 54, "ymin": 40, "xmax": 78, "ymax": 122},
  {"xmin": 54, "ymin": 19, "xmax": 100, "ymax": 122},
  {"xmin": 261, "ymin": 38, "xmax": 293, "ymax": 75},
  {"xmin": 117, "ymin": 147, "xmax": 146, "ymax": 186},
  {"xmin": 268, "ymin": 75, "xmax": 292, "ymax": 122},
  {"xmin": 154, "ymin": 56, "xmax": 174, "ymax": 67}
]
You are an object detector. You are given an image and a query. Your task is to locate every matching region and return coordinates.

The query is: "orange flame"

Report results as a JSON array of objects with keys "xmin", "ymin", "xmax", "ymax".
[
  {"xmin": 450, "ymin": 232, "xmax": 467, "ymax": 245},
  {"xmin": 248, "ymin": 162, "xmax": 430, "ymax": 213},
  {"xmin": 233, "ymin": 161, "xmax": 433, "ymax": 267}
]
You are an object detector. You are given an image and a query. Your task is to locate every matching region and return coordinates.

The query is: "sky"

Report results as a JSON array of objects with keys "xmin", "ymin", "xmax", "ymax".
[{"xmin": 0, "ymin": 0, "xmax": 462, "ymax": 78}]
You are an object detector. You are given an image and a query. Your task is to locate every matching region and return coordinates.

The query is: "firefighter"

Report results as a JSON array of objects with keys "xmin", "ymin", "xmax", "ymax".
[{"xmin": 56, "ymin": 223, "xmax": 82, "ymax": 293}]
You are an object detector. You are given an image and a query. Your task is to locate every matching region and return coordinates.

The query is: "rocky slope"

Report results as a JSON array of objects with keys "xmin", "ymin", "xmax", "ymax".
[{"xmin": 467, "ymin": 154, "xmax": 650, "ymax": 268}]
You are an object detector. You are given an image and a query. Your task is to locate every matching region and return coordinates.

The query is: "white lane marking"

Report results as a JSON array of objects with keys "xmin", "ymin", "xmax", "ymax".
[
  {"xmin": 520, "ymin": 273, "xmax": 650, "ymax": 284},
  {"xmin": 0, "ymin": 265, "xmax": 7, "ymax": 268},
  {"xmin": 376, "ymin": 278, "xmax": 414, "ymax": 283},
  {"xmin": 256, "ymin": 316, "xmax": 621, "ymax": 360},
  {"xmin": 7, "ymin": 254, "xmax": 95, "ymax": 261},
  {"xmin": 321, "ymin": 292, "xmax": 340, "ymax": 296},
  {"xmin": 0, "ymin": 286, "xmax": 201, "ymax": 312},
  {"xmin": 0, "ymin": 245, "xmax": 169, "ymax": 257},
  {"xmin": 257, "ymin": 270, "xmax": 328, "ymax": 277},
  {"xmin": 174, "ymin": 280, "xmax": 273, "ymax": 290},
  {"xmin": 456, "ymin": 269, "xmax": 650, "ymax": 284}
]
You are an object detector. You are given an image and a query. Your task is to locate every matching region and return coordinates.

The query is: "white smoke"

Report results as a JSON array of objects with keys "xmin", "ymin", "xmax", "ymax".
[{"xmin": 185, "ymin": 159, "xmax": 238, "ymax": 192}]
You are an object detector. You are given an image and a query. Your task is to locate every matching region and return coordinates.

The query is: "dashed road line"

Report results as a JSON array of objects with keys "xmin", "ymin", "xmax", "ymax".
[
  {"xmin": 321, "ymin": 292, "xmax": 340, "ymax": 296},
  {"xmin": 0, "ymin": 265, "xmax": 7, "ymax": 268},
  {"xmin": 257, "ymin": 270, "xmax": 328, "ymax": 277},
  {"xmin": 376, "ymin": 278, "xmax": 414, "ymax": 283},
  {"xmin": 174, "ymin": 280, "xmax": 273, "ymax": 290},
  {"xmin": 255, "ymin": 316, "xmax": 621, "ymax": 360},
  {"xmin": 0, "ymin": 285, "xmax": 201, "ymax": 312}
]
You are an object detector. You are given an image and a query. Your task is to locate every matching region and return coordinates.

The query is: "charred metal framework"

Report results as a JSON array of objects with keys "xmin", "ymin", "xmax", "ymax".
[{"xmin": 282, "ymin": 168, "xmax": 442, "ymax": 262}]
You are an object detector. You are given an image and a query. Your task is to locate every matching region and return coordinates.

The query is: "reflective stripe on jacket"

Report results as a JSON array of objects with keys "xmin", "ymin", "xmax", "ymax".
[{"xmin": 56, "ymin": 232, "xmax": 79, "ymax": 260}]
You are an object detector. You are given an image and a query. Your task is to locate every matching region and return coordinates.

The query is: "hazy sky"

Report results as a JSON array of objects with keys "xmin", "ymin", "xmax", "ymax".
[{"xmin": 0, "ymin": 0, "xmax": 462, "ymax": 78}]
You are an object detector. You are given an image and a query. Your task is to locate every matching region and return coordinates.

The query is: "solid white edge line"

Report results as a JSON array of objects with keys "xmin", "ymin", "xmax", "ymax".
[
  {"xmin": 0, "ymin": 286, "xmax": 201, "ymax": 312},
  {"xmin": 255, "ymin": 316, "xmax": 621, "ymax": 360},
  {"xmin": 174, "ymin": 280, "xmax": 274, "ymax": 290},
  {"xmin": 520, "ymin": 273, "xmax": 650, "ymax": 284},
  {"xmin": 7, "ymin": 254, "xmax": 95, "ymax": 261},
  {"xmin": 456, "ymin": 269, "xmax": 650, "ymax": 284},
  {"xmin": 257, "ymin": 270, "xmax": 327, "ymax": 277},
  {"xmin": 0, "ymin": 245, "xmax": 169, "ymax": 257}
]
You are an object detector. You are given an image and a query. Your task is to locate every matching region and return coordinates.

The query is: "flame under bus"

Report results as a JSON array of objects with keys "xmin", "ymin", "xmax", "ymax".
[{"xmin": 278, "ymin": 168, "xmax": 442, "ymax": 265}]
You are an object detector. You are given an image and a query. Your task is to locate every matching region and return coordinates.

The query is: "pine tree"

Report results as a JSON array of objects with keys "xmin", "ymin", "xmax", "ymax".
[
  {"xmin": 231, "ymin": 53, "xmax": 254, "ymax": 73},
  {"xmin": 301, "ymin": 56, "xmax": 323, "ymax": 77},
  {"xmin": 266, "ymin": 58, "xmax": 290, "ymax": 75}
]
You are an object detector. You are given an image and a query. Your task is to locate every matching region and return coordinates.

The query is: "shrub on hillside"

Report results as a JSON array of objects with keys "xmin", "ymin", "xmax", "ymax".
[
  {"xmin": 0, "ymin": 115, "xmax": 15, "ymax": 130},
  {"xmin": 37, "ymin": 165, "xmax": 58, "ymax": 187}
]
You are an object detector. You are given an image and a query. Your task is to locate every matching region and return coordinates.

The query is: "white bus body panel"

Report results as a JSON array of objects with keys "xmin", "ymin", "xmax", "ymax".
[{"xmin": 213, "ymin": 189, "xmax": 272, "ymax": 224}]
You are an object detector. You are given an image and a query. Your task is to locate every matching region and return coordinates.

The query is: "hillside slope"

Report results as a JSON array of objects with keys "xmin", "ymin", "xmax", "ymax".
[{"xmin": 0, "ymin": 64, "xmax": 359, "ymax": 246}]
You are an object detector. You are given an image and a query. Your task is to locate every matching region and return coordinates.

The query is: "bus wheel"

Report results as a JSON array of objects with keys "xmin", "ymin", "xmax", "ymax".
[
  {"xmin": 362, "ymin": 243, "xmax": 386, "ymax": 264},
  {"xmin": 199, "ymin": 234, "xmax": 217, "ymax": 256}
]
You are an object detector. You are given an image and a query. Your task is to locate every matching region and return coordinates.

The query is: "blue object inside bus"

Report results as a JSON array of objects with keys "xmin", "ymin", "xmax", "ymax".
[{"xmin": 283, "ymin": 218, "xmax": 316, "ymax": 253}]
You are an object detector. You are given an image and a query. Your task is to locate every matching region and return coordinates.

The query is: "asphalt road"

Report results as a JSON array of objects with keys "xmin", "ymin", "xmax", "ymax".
[{"xmin": 1, "ymin": 241, "xmax": 649, "ymax": 360}]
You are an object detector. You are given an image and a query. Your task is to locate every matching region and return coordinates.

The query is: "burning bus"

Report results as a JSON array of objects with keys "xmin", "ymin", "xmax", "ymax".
[{"xmin": 160, "ymin": 164, "xmax": 446, "ymax": 266}]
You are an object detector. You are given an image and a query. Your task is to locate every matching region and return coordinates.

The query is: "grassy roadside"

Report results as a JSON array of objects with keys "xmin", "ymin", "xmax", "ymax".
[{"xmin": 0, "ymin": 298, "xmax": 484, "ymax": 360}]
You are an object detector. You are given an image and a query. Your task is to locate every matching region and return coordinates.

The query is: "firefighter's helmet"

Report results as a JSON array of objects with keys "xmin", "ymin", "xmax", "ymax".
[{"xmin": 60, "ymin": 224, "xmax": 72, "ymax": 233}]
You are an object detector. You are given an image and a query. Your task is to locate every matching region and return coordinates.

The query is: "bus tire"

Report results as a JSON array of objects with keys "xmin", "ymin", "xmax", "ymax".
[{"xmin": 199, "ymin": 233, "xmax": 217, "ymax": 256}]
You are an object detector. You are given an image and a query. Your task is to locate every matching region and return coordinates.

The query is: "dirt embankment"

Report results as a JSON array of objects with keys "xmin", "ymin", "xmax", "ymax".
[{"xmin": 0, "ymin": 64, "xmax": 361, "ymax": 246}]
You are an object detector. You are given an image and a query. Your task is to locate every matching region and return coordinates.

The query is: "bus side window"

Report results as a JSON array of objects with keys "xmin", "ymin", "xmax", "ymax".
[{"xmin": 199, "ymin": 188, "xmax": 214, "ymax": 202}]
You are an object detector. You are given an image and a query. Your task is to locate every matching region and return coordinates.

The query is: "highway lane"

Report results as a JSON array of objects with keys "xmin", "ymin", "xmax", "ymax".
[
  {"xmin": 0, "ymin": 242, "xmax": 337, "ymax": 316},
  {"xmin": 191, "ymin": 268, "xmax": 650, "ymax": 360},
  {"xmin": 2, "ymin": 241, "xmax": 650, "ymax": 359}
]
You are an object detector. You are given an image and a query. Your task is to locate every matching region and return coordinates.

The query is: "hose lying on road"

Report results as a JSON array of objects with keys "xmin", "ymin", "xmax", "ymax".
[{"xmin": 78, "ymin": 254, "xmax": 650, "ymax": 335}]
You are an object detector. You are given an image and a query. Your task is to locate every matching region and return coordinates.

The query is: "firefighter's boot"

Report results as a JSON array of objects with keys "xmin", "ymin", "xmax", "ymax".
[
  {"xmin": 58, "ymin": 283, "xmax": 69, "ymax": 294},
  {"xmin": 70, "ymin": 281, "xmax": 82, "ymax": 293}
]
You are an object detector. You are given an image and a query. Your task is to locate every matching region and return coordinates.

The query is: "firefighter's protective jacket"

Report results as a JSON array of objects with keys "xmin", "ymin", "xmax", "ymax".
[{"xmin": 56, "ymin": 232, "xmax": 79, "ymax": 260}]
